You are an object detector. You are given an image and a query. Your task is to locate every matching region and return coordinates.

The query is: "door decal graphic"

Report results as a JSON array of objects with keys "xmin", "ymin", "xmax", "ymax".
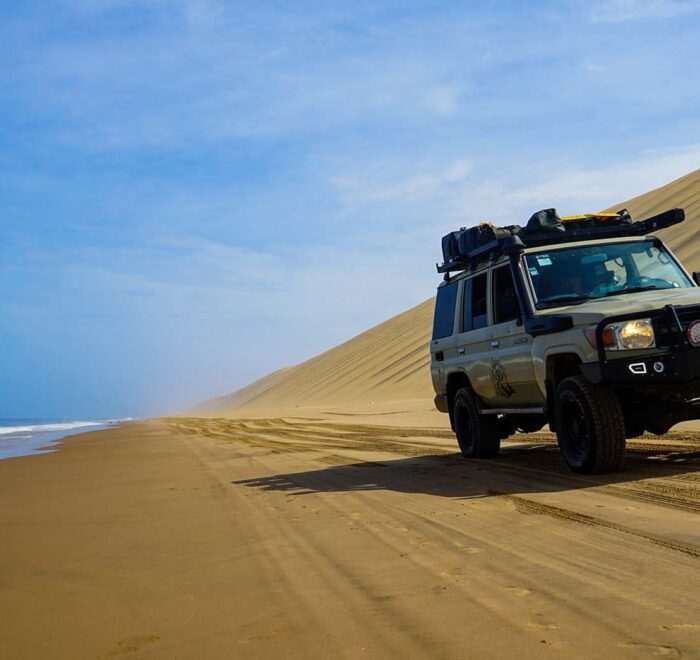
[{"xmin": 491, "ymin": 358, "xmax": 515, "ymax": 398}]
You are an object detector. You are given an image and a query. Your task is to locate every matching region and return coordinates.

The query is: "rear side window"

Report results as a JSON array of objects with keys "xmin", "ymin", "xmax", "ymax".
[
  {"xmin": 493, "ymin": 266, "xmax": 520, "ymax": 324},
  {"xmin": 432, "ymin": 282, "xmax": 458, "ymax": 340},
  {"xmin": 471, "ymin": 273, "xmax": 488, "ymax": 330}
]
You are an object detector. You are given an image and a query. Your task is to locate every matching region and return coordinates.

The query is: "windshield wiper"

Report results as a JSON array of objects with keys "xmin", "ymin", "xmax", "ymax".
[
  {"xmin": 604, "ymin": 286, "xmax": 660, "ymax": 297},
  {"xmin": 538, "ymin": 294, "xmax": 592, "ymax": 306}
]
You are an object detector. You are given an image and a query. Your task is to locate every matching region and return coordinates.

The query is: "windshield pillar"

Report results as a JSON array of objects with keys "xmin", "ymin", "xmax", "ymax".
[{"xmin": 507, "ymin": 252, "xmax": 535, "ymax": 322}]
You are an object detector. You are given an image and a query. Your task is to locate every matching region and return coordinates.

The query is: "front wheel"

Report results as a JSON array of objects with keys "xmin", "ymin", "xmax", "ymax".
[
  {"xmin": 452, "ymin": 388, "xmax": 500, "ymax": 458},
  {"xmin": 554, "ymin": 376, "xmax": 626, "ymax": 474}
]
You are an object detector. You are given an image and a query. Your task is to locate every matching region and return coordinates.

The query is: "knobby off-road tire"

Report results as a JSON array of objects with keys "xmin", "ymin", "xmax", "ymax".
[
  {"xmin": 452, "ymin": 387, "xmax": 500, "ymax": 458},
  {"xmin": 554, "ymin": 375, "xmax": 626, "ymax": 474}
]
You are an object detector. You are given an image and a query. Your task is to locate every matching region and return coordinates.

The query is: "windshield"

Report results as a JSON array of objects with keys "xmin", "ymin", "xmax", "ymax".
[{"xmin": 525, "ymin": 240, "xmax": 693, "ymax": 309}]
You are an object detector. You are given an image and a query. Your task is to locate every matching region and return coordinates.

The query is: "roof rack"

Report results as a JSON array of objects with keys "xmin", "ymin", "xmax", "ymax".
[{"xmin": 436, "ymin": 207, "xmax": 684, "ymax": 274}]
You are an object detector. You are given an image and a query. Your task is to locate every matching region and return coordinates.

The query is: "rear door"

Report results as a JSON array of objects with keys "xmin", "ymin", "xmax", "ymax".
[
  {"xmin": 454, "ymin": 270, "xmax": 495, "ymax": 402},
  {"xmin": 430, "ymin": 280, "xmax": 459, "ymax": 393},
  {"xmin": 488, "ymin": 264, "xmax": 540, "ymax": 405}
]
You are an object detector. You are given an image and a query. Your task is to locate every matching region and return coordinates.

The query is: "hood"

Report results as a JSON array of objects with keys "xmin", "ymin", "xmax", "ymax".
[{"xmin": 539, "ymin": 287, "xmax": 700, "ymax": 324}]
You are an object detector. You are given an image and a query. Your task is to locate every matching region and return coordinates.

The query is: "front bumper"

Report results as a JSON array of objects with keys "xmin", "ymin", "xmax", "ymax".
[
  {"xmin": 583, "ymin": 302, "xmax": 700, "ymax": 386},
  {"xmin": 434, "ymin": 394, "xmax": 449, "ymax": 413},
  {"xmin": 581, "ymin": 349, "xmax": 700, "ymax": 385}
]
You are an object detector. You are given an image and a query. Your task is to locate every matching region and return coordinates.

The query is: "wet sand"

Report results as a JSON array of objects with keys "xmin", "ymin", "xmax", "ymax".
[{"xmin": 1, "ymin": 418, "xmax": 699, "ymax": 658}]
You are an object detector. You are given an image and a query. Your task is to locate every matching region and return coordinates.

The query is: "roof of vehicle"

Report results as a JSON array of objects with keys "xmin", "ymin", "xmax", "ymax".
[{"xmin": 521, "ymin": 235, "xmax": 655, "ymax": 254}]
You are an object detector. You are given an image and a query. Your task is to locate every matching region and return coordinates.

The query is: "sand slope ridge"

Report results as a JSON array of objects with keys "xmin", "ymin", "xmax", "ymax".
[
  {"xmin": 197, "ymin": 300, "xmax": 435, "ymax": 413},
  {"xmin": 203, "ymin": 167, "xmax": 700, "ymax": 413},
  {"xmin": 194, "ymin": 366, "xmax": 294, "ymax": 413}
]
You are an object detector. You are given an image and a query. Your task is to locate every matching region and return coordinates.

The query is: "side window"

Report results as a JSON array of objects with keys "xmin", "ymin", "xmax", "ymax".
[
  {"xmin": 432, "ymin": 282, "xmax": 458, "ymax": 340},
  {"xmin": 471, "ymin": 273, "xmax": 488, "ymax": 330},
  {"xmin": 493, "ymin": 265, "xmax": 520, "ymax": 324}
]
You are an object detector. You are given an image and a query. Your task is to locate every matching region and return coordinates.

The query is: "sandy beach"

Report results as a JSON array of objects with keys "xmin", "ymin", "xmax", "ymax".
[{"xmin": 1, "ymin": 414, "xmax": 699, "ymax": 659}]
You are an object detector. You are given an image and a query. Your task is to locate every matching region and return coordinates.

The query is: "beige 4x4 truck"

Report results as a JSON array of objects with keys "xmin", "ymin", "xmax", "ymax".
[{"xmin": 431, "ymin": 207, "xmax": 700, "ymax": 474}]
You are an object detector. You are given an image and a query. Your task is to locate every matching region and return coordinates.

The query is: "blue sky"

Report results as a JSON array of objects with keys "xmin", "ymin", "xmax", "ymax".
[{"xmin": 2, "ymin": 0, "xmax": 700, "ymax": 418}]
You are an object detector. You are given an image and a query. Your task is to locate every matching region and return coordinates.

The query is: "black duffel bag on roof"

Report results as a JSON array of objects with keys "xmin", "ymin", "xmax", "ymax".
[
  {"xmin": 522, "ymin": 208, "xmax": 565, "ymax": 234},
  {"xmin": 441, "ymin": 223, "xmax": 522, "ymax": 264}
]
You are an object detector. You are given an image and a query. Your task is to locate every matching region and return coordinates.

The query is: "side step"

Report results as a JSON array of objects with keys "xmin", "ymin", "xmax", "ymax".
[{"xmin": 480, "ymin": 407, "xmax": 545, "ymax": 416}]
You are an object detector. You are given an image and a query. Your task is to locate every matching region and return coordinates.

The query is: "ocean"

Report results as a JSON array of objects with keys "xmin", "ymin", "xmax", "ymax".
[{"xmin": 0, "ymin": 418, "xmax": 127, "ymax": 460}]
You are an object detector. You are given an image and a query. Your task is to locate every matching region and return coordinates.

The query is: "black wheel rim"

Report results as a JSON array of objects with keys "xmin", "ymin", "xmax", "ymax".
[{"xmin": 560, "ymin": 394, "xmax": 591, "ymax": 466}]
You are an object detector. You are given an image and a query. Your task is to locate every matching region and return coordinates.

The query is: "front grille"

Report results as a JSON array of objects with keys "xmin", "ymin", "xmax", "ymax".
[{"xmin": 653, "ymin": 303, "xmax": 700, "ymax": 349}]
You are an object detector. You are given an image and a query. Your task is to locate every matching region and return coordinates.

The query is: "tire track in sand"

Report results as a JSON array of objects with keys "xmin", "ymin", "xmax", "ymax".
[
  {"xmin": 492, "ymin": 493, "xmax": 700, "ymax": 559},
  {"xmin": 167, "ymin": 418, "xmax": 700, "ymax": 518}
]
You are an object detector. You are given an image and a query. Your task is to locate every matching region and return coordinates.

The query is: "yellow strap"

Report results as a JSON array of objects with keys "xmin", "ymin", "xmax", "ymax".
[{"xmin": 561, "ymin": 213, "xmax": 620, "ymax": 222}]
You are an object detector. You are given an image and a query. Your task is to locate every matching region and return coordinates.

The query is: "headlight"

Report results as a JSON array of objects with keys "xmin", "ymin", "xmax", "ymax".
[
  {"xmin": 617, "ymin": 319, "xmax": 655, "ymax": 349},
  {"xmin": 608, "ymin": 318, "xmax": 655, "ymax": 350},
  {"xmin": 588, "ymin": 319, "xmax": 656, "ymax": 350}
]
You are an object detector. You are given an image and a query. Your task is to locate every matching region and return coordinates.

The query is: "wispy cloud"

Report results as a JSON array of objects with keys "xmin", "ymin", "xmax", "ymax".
[
  {"xmin": 331, "ymin": 159, "xmax": 473, "ymax": 203},
  {"xmin": 330, "ymin": 144, "xmax": 700, "ymax": 232},
  {"xmin": 587, "ymin": 0, "xmax": 700, "ymax": 23},
  {"xmin": 477, "ymin": 144, "xmax": 700, "ymax": 215},
  {"xmin": 423, "ymin": 84, "xmax": 462, "ymax": 116}
]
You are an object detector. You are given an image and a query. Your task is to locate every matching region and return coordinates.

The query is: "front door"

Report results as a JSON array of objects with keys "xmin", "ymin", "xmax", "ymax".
[{"xmin": 489, "ymin": 265, "xmax": 540, "ymax": 406}]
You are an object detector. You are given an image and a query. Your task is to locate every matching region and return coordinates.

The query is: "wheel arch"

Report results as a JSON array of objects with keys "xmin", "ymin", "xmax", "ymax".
[{"xmin": 445, "ymin": 370, "xmax": 472, "ymax": 431}]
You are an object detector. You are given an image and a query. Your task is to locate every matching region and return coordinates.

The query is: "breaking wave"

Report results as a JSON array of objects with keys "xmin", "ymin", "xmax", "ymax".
[{"xmin": 0, "ymin": 419, "xmax": 132, "ymax": 435}]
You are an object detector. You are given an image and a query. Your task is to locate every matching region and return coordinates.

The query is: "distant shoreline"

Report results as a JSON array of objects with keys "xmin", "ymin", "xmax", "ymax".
[{"xmin": 0, "ymin": 419, "xmax": 129, "ymax": 461}]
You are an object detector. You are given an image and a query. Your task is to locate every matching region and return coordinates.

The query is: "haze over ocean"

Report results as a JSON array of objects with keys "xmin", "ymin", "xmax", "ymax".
[{"xmin": 2, "ymin": 1, "xmax": 700, "ymax": 420}]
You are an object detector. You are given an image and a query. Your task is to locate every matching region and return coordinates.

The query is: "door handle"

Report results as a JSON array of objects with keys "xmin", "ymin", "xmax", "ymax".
[
  {"xmin": 491, "ymin": 340, "xmax": 500, "ymax": 348},
  {"xmin": 458, "ymin": 347, "xmax": 465, "ymax": 355}
]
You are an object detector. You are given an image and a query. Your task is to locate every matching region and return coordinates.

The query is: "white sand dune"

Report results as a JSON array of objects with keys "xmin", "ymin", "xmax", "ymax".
[{"xmin": 201, "ymin": 168, "xmax": 700, "ymax": 413}]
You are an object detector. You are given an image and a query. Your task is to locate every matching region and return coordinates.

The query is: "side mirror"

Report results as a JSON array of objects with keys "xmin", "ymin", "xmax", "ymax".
[
  {"xmin": 693, "ymin": 271, "xmax": 700, "ymax": 286},
  {"xmin": 525, "ymin": 315, "xmax": 573, "ymax": 336}
]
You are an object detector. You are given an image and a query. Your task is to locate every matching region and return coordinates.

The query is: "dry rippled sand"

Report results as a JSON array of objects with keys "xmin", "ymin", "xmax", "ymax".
[{"xmin": 1, "ymin": 416, "xmax": 699, "ymax": 658}]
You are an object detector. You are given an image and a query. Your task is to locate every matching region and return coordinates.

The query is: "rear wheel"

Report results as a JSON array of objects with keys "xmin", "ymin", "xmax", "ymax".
[
  {"xmin": 452, "ymin": 387, "xmax": 500, "ymax": 458},
  {"xmin": 554, "ymin": 375, "xmax": 625, "ymax": 474}
]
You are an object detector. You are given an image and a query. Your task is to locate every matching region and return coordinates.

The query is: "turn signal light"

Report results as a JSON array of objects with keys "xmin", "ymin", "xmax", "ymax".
[
  {"xmin": 602, "ymin": 326, "xmax": 617, "ymax": 349},
  {"xmin": 584, "ymin": 326, "xmax": 617, "ymax": 349}
]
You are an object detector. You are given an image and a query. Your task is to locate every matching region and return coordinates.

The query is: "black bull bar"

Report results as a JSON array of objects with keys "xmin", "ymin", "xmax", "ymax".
[{"xmin": 581, "ymin": 303, "xmax": 700, "ymax": 385}]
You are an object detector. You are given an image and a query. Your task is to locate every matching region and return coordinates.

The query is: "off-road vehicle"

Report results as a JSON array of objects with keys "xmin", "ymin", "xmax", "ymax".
[{"xmin": 431, "ymin": 207, "xmax": 700, "ymax": 473}]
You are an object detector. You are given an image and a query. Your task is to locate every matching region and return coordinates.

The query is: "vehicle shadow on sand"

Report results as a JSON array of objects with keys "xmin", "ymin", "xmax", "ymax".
[{"xmin": 232, "ymin": 441, "xmax": 700, "ymax": 504}]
